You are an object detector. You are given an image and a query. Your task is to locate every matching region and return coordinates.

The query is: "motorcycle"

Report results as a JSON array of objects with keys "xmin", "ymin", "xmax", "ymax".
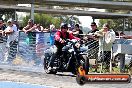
[{"xmin": 43, "ymin": 39, "xmax": 89, "ymax": 75}]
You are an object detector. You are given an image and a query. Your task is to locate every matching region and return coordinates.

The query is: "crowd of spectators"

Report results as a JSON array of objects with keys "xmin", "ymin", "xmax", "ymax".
[{"xmin": 0, "ymin": 18, "xmax": 129, "ymax": 67}]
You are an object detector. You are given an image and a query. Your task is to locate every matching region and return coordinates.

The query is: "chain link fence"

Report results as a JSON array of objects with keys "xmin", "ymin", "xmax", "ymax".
[
  {"xmin": 0, "ymin": 31, "xmax": 56, "ymax": 67},
  {"xmin": 0, "ymin": 31, "xmax": 132, "ymax": 73},
  {"xmin": 83, "ymin": 34, "xmax": 132, "ymax": 73}
]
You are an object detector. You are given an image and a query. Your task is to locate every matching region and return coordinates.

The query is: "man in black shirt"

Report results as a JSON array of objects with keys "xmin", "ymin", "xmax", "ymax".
[
  {"xmin": 88, "ymin": 22, "xmax": 99, "ymax": 34},
  {"xmin": 87, "ymin": 22, "xmax": 99, "ymax": 60},
  {"xmin": 72, "ymin": 24, "xmax": 83, "ymax": 39}
]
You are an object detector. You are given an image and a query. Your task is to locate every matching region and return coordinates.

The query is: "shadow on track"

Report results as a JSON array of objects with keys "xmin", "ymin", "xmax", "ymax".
[{"xmin": 55, "ymin": 73, "xmax": 76, "ymax": 77}]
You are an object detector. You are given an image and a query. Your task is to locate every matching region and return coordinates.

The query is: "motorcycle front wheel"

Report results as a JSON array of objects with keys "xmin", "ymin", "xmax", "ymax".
[{"xmin": 43, "ymin": 53, "xmax": 57, "ymax": 74}]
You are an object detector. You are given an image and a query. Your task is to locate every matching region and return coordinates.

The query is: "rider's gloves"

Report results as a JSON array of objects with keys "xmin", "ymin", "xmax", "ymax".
[{"xmin": 60, "ymin": 39, "xmax": 65, "ymax": 44}]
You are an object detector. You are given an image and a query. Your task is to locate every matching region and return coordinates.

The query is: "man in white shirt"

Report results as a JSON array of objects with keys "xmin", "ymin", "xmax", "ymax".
[{"xmin": 4, "ymin": 20, "xmax": 18, "ymax": 63}]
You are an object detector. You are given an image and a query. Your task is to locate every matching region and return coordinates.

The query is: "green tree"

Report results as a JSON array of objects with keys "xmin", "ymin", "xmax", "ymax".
[
  {"xmin": 98, "ymin": 0, "xmax": 132, "ymax": 31},
  {"xmin": 55, "ymin": 15, "xmax": 81, "ymax": 24},
  {"xmin": 22, "ymin": 13, "xmax": 60, "ymax": 28},
  {"xmin": 98, "ymin": 18, "xmax": 127, "ymax": 31}
]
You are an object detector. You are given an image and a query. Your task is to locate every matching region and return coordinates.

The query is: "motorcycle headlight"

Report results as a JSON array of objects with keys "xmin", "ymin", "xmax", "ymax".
[{"xmin": 68, "ymin": 49, "xmax": 74, "ymax": 53}]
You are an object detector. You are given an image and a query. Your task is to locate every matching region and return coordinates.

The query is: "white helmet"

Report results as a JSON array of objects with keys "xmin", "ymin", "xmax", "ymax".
[{"xmin": 105, "ymin": 30, "xmax": 116, "ymax": 44}]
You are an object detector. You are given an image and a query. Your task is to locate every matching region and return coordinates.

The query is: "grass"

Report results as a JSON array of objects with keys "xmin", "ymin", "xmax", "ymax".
[{"xmin": 89, "ymin": 64, "xmax": 132, "ymax": 74}]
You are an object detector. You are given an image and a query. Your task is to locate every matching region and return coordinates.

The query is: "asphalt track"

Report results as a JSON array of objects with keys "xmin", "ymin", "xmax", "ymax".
[{"xmin": 0, "ymin": 65, "xmax": 131, "ymax": 88}]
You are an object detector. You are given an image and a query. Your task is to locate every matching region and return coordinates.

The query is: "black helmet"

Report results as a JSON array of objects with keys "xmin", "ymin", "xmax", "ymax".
[{"xmin": 61, "ymin": 23, "xmax": 68, "ymax": 29}]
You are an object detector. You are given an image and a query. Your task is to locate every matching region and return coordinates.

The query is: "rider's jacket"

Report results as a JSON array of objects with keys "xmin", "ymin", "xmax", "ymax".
[{"xmin": 54, "ymin": 30, "xmax": 80, "ymax": 47}]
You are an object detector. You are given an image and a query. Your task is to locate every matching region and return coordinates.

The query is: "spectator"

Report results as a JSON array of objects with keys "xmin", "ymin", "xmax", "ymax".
[
  {"xmin": 22, "ymin": 19, "xmax": 36, "ymax": 45},
  {"xmin": 0, "ymin": 19, "xmax": 6, "ymax": 42},
  {"xmin": 35, "ymin": 24, "xmax": 44, "ymax": 56},
  {"xmin": 35, "ymin": 24, "xmax": 44, "ymax": 32},
  {"xmin": 67, "ymin": 24, "xmax": 72, "ymax": 33},
  {"xmin": 87, "ymin": 22, "xmax": 99, "ymax": 44},
  {"xmin": 120, "ymin": 32, "xmax": 125, "ymax": 36},
  {"xmin": 42, "ymin": 27, "xmax": 50, "ymax": 32},
  {"xmin": 50, "ymin": 23, "xmax": 55, "ymax": 31},
  {"xmin": 0, "ymin": 19, "xmax": 6, "ymax": 61},
  {"xmin": 84, "ymin": 22, "xmax": 99, "ymax": 62},
  {"xmin": 22, "ymin": 19, "xmax": 34, "ymax": 33},
  {"xmin": 88, "ymin": 22, "xmax": 99, "ymax": 33},
  {"xmin": 4, "ymin": 20, "xmax": 18, "ymax": 62},
  {"xmin": 34, "ymin": 24, "xmax": 45, "ymax": 65},
  {"xmin": 84, "ymin": 22, "xmax": 99, "ymax": 43},
  {"xmin": 115, "ymin": 31, "xmax": 119, "ymax": 36},
  {"xmin": 95, "ymin": 23, "xmax": 115, "ymax": 68},
  {"xmin": 22, "ymin": 19, "xmax": 37, "ymax": 64},
  {"xmin": 72, "ymin": 24, "xmax": 83, "ymax": 39},
  {"xmin": 13, "ymin": 20, "xmax": 19, "ymax": 30}
]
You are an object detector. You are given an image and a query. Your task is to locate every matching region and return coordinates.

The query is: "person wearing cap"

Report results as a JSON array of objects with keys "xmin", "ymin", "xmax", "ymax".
[
  {"xmin": 4, "ymin": 20, "xmax": 18, "ymax": 62},
  {"xmin": 72, "ymin": 24, "xmax": 83, "ymax": 39},
  {"xmin": 48, "ymin": 23, "xmax": 80, "ymax": 70}
]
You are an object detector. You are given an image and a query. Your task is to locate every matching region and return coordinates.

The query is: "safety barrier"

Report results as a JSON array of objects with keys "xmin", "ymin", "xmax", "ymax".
[
  {"xmin": 0, "ymin": 31, "xmax": 132, "ymax": 73},
  {"xmin": 0, "ymin": 31, "xmax": 56, "ymax": 67}
]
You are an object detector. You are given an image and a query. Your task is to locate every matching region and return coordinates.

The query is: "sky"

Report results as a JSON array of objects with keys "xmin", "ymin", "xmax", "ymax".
[
  {"xmin": 78, "ymin": 16, "xmax": 99, "ymax": 29},
  {"xmin": 78, "ymin": 8, "xmax": 105, "ymax": 29}
]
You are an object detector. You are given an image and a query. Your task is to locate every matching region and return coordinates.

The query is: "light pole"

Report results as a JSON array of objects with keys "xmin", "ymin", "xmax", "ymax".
[{"xmin": 31, "ymin": 0, "xmax": 34, "ymax": 23}]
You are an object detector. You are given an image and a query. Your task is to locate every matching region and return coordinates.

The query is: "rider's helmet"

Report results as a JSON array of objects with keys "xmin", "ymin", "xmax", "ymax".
[{"xmin": 61, "ymin": 23, "xmax": 68, "ymax": 30}]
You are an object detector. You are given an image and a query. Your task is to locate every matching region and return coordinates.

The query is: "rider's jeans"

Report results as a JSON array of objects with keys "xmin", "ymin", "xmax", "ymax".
[
  {"xmin": 48, "ymin": 45, "xmax": 62, "ymax": 68},
  {"xmin": 48, "ymin": 45, "xmax": 70, "ymax": 68}
]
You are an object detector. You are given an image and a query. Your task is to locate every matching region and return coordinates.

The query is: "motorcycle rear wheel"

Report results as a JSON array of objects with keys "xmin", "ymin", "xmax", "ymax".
[
  {"xmin": 82, "ymin": 55, "xmax": 89, "ymax": 75},
  {"xmin": 76, "ymin": 74, "xmax": 86, "ymax": 85}
]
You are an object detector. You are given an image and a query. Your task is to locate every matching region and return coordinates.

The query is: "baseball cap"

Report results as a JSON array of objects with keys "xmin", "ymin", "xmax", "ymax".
[{"xmin": 91, "ymin": 22, "xmax": 96, "ymax": 26}]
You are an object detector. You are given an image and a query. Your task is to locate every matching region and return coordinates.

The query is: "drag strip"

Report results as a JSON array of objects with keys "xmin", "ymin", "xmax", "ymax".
[{"xmin": 0, "ymin": 65, "xmax": 131, "ymax": 88}]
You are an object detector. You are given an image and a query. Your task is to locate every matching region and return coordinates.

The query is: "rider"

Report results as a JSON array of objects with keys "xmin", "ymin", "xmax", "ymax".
[{"xmin": 48, "ymin": 23, "xmax": 80, "ymax": 70}]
